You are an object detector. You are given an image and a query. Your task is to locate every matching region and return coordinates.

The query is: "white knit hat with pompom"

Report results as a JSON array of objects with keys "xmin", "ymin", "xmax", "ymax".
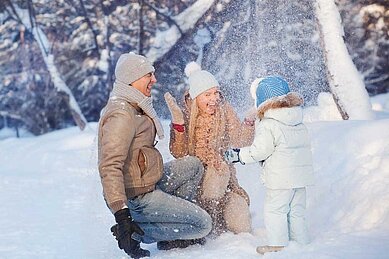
[{"xmin": 185, "ymin": 62, "xmax": 219, "ymax": 99}]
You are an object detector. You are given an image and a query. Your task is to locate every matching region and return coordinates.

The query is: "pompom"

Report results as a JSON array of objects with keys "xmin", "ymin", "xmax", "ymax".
[
  {"xmin": 185, "ymin": 61, "xmax": 202, "ymax": 77},
  {"xmin": 250, "ymin": 77, "xmax": 264, "ymax": 103}
]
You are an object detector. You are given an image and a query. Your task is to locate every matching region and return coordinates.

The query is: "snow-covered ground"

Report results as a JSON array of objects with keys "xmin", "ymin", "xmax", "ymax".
[{"xmin": 0, "ymin": 93, "xmax": 388, "ymax": 258}]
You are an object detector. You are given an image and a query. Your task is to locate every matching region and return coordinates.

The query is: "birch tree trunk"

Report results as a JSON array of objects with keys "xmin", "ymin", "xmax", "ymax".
[
  {"xmin": 315, "ymin": 0, "xmax": 374, "ymax": 120},
  {"xmin": 15, "ymin": 2, "xmax": 88, "ymax": 130}
]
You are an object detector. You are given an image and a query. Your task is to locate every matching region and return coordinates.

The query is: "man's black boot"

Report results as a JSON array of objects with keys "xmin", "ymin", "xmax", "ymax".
[{"xmin": 157, "ymin": 237, "xmax": 206, "ymax": 250}]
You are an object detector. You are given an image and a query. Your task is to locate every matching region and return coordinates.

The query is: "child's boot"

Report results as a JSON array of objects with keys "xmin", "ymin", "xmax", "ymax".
[{"xmin": 256, "ymin": 245, "xmax": 284, "ymax": 254}]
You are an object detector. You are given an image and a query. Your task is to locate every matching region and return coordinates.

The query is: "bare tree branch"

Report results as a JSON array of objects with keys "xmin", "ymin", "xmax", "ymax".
[
  {"xmin": 152, "ymin": 0, "xmax": 218, "ymax": 64},
  {"xmin": 18, "ymin": 1, "xmax": 88, "ymax": 130},
  {"xmin": 138, "ymin": 0, "xmax": 145, "ymax": 55},
  {"xmin": 0, "ymin": 111, "xmax": 23, "ymax": 120},
  {"xmin": 27, "ymin": 0, "xmax": 49, "ymax": 55},
  {"xmin": 143, "ymin": 1, "xmax": 184, "ymax": 35},
  {"xmin": 4, "ymin": 0, "xmax": 22, "ymax": 22},
  {"xmin": 98, "ymin": 0, "xmax": 114, "ymax": 89},
  {"xmin": 78, "ymin": 0, "xmax": 100, "ymax": 55}
]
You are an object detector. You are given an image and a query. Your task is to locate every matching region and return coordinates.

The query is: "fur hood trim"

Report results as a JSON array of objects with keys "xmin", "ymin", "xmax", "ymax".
[{"xmin": 257, "ymin": 92, "xmax": 303, "ymax": 119}]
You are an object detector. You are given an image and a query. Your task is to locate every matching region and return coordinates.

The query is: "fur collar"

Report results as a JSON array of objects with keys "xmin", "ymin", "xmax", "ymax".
[{"xmin": 257, "ymin": 92, "xmax": 303, "ymax": 119}]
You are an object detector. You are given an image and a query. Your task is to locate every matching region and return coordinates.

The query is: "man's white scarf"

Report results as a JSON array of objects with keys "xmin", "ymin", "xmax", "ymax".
[{"xmin": 110, "ymin": 80, "xmax": 164, "ymax": 139}]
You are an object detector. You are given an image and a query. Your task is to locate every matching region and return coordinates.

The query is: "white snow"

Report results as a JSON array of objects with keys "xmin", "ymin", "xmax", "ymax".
[
  {"xmin": 360, "ymin": 4, "xmax": 386, "ymax": 18},
  {"xmin": 371, "ymin": 92, "xmax": 389, "ymax": 111},
  {"xmin": 194, "ymin": 28, "xmax": 212, "ymax": 64},
  {"xmin": 303, "ymin": 92, "xmax": 343, "ymax": 122},
  {"xmin": 146, "ymin": 0, "xmax": 215, "ymax": 63},
  {"xmin": 174, "ymin": 0, "xmax": 215, "ymax": 32},
  {"xmin": 1, "ymin": 93, "xmax": 388, "ymax": 258},
  {"xmin": 98, "ymin": 49, "xmax": 109, "ymax": 73},
  {"xmin": 1, "ymin": 2, "xmax": 388, "ymax": 258}
]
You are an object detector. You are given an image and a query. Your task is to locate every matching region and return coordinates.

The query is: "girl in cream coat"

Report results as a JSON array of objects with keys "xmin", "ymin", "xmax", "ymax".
[{"xmin": 225, "ymin": 76, "xmax": 314, "ymax": 254}]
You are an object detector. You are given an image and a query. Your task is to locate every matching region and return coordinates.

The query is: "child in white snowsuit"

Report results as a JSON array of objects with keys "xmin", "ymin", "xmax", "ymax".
[{"xmin": 224, "ymin": 76, "xmax": 314, "ymax": 254}]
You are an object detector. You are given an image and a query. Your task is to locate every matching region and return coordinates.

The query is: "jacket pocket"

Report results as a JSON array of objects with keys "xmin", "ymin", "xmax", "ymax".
[{"xmin": 138, "ymin": 146, "xmax": 163, "ymax": 184}]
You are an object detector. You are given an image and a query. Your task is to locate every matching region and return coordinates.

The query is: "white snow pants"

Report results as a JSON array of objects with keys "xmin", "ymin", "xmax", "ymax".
[{"xmin": 264, "ymin": 187, "xmax": 310, "ymax": 246}]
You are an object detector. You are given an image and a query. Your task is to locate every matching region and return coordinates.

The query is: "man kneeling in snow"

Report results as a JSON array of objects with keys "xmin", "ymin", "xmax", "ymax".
[{"xmin": 98, "ymin": 52, "xmax": 212, "ymax": 258}]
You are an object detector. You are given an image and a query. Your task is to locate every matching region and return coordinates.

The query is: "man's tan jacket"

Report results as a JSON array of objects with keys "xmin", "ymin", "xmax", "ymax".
[{"xmin": 98, "ymin": 99, "xmax": 163, "ymax": 214}]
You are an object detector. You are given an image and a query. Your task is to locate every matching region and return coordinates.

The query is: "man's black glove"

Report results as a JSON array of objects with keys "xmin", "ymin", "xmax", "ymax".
[{"xmin": 111, "ymin": 208, "xmax": 150, "ymax": 258}]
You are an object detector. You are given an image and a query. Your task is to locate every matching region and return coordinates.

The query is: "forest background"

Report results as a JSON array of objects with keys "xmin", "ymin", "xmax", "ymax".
[{"xmin": 0, "ymin": 0, "xmax": 388, "ymax": 135}]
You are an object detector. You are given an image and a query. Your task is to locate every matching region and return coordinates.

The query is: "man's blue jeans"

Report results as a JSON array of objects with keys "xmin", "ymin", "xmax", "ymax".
[{"xmin": 129, "ymin": 156, "xmax": 212, "ymax": 244}]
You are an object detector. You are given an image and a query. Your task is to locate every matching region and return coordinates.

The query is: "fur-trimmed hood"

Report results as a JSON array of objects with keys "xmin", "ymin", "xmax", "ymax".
[{"xmin": 257, "ymin": 92, "xmax": 304, "ymax": 125}]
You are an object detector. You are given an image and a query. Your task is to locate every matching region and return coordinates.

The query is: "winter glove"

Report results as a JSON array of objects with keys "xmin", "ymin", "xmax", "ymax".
[
  {"xmin": 224, "ymin": 148, "xmax": 243, "ymax": 164},
  {"xmin": 164, "ymin": 92, "xmax": 185, "ymax": 125},
  {"xmin": 111, "ymin": 208, "xmax": 150, "ymax": 258}
]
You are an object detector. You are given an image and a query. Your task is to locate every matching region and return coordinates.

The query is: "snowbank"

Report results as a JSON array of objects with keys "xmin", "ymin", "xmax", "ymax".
[{"xmin": 0, "ymin": 114, "xmax": 388, "ymax": 258}]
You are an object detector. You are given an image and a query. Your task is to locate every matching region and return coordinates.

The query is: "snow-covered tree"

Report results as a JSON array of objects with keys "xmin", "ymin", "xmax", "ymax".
[
  {"xmin": 316, "ymin": 0, "xmax": 374, "ymax": 120},
  {"xmin": 152, "ymin": 0, "xmax": 331, "ymax": 117},
  {"xmin": 0, "ymin": 0, "xmax": 386, "ymax": 134},
  {"xmin": 205, "ymin": 0, "xmax": 330, "ymax": 110},
  {"xmin": 337, "ymin": 0, "xmax": 389, "ymax": 95}
]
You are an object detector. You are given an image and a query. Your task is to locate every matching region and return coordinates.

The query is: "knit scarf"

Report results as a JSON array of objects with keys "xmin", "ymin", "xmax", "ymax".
[{"xmin": 110, "ymin": 80, "xmax": 164, "ymax": 139}]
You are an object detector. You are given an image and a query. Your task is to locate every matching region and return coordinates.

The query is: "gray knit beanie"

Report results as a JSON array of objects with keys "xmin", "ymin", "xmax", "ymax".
[{"xmin": 114, "ymin": 52, "xmax": 155, "ymax": 84}]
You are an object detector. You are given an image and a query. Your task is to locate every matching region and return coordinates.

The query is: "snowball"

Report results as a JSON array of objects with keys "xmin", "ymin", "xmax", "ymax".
[{"xmin": 185, "ymin": 61, "xmax": 201, "ymax": 77}]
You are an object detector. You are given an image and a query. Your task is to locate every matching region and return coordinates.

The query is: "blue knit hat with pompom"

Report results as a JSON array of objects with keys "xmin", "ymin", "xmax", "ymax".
[{"xmin": 256, "ymin": 76, "xmax": 290, "ymax": 107}]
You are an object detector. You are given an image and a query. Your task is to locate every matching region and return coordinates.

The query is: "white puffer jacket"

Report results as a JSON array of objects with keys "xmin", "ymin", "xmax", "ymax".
[{"xmin": 239, "ymin": 93, "xmax": 314, "ymax": 189}]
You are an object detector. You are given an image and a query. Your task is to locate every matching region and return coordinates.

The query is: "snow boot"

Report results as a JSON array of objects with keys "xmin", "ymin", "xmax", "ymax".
[
  {"xmin": 256, "ymin": 245, "xmax": 284, "ymax": 254},
  {"xmin": 157, "ymin": 238, "xmax": 206, "ymax": 250},
  {"xmin": 111, "ymin": 224, "xmax": 150, "ymax": 258}
]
